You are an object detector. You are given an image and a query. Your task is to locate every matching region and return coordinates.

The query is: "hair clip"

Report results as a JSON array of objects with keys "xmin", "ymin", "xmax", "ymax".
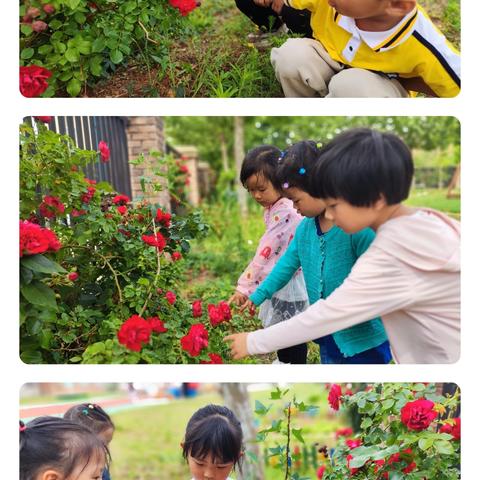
[
  {"xmin": 282, "ymin": 182, "xmax": 290, "ymax": 189},
  {"xmin": 82, "ymin": 409, "xmax": 89, "ymax": 415},
  {"xmin": 278, "ymin": 150, "xmax": 287, "ymax": 163},
  {"xmin": 20, "ymin": 423, "xmax": 26, "ymax": 432},
  {"xmin": 88, "ymin": 404, "xmax": 95, "ymax": 409},
  {"xmin": 298, "ymin": 168, "xmax": 306, "ymax": 175}
]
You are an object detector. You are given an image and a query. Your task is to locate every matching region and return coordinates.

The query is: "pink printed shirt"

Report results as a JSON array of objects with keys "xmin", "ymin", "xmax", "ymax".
[{"xmin": 236, "ymin": 198, "xmax": 303, "ymax": 297}]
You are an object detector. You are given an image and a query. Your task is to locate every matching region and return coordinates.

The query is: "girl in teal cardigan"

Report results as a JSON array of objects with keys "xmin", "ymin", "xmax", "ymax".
[{"xmin": 244, "ymin": 141, "xmax": 391, "ymax": 363}]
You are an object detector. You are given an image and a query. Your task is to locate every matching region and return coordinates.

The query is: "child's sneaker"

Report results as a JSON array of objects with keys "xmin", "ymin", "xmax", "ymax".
[{"xmin": 272, "ymin": 358, "xmax": 288, "ymax": 364}]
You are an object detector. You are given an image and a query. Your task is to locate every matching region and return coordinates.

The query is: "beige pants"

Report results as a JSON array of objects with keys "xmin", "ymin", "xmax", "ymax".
[{"xmin": 271, "ymin": 38, "xmax": 409, "ymax": 98}]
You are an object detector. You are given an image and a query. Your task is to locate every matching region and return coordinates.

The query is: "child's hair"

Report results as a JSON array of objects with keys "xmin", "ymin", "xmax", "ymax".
[
  {"xmin": 182, "ymin": 404, "xmax": 243, "ymax": 470},
  {"xmin": 63, "ymin": 403, "xmax": 115, "ymax": 437},
  {"xmin": 276, "ymin": 140, "xmax": 322, "ymax": 195},
  {"xmin": 311, "ymin": 127, "xmax": 414, "ymax": 206},
  {"xmin": 20, "ymin": 416, "xmax": 109, "ymax": 480},
  {"xmin": 240, "ymin": 145, "xmax": 283, "ymax": 191}
]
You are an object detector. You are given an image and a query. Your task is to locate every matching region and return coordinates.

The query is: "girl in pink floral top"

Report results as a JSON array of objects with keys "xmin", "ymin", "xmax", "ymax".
[{"xmin": 228, "ymin": 145, "xmax": 308, "ymax": 363}]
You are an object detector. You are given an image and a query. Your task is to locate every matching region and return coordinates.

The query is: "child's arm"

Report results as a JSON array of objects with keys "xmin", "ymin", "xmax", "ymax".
[
  {"xmin": 249, "ymin": 233, "xmax": 302, "ymax": 306},
  {"xmin": 227, "ymin": 246, "xmax": 412, "ymax": 357}
]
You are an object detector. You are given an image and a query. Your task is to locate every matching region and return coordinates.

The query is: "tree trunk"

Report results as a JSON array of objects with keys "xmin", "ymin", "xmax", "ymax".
[
  {"xmin": 220, "ymin": 132, "xmax": 229, "ymax": 171},
  {"xmin": 220, "ymin": 384, "xmax": 264, "ymax": 480},
  {"xmin": 234, "ymin": 117, "xmax": 248, "ymax": 217}
]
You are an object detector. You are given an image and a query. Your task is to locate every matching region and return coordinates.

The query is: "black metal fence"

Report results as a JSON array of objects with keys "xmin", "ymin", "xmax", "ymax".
[{"xmin": 33, "ymin": 116, "xmax": 132, "ymax": 197}]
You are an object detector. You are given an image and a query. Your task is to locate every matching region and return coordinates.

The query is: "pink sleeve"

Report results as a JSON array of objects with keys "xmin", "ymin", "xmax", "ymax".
[
  {"xmin": 247, "ymin": 246, "xmax": 414, "ymax": 354},
  {"xmin": 236, "ymin": 203, "xmax": 301, "ymax": 297}
]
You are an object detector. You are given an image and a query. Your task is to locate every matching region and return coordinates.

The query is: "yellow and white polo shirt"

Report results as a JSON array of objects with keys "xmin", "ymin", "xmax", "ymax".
[{"xmin": 284, "ymin": 0, "xmax": 460, "ymax": 97}]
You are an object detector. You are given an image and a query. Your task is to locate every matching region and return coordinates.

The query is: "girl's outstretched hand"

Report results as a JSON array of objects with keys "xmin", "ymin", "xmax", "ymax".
[
  {"xmin": 239, "ymin": 299, "xmax": 255, "ymax": 313},
  {"xmin": 225, "ymin": 332, "xmax": 249, "ymax": 359},
  {"xmin": 228, "ymin": 291, "xmax": 248, "ymax": 306}
]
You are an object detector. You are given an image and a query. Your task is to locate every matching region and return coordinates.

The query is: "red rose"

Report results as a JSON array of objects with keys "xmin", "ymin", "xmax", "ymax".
[
  {"xmin": 26, "ymin": 6, "xmax": 41, "ymax": 18},
  {"xmin": 165, "ymin": 291, "xmax": 176, "ymax": 305},
  {"xmin": 146, "ymin": 316, "xmax": 167, "ymax": 333},
  {"xmin": 142, "ymin": 232, "xmax": 167, "ymax": 251},
  {"xmin": 68, "ymin": 272, "xmax": 79, "ymax": 281},
  {"xmin": 85, "ymin": 178, "xmax": 96, "ymax": 185},
  {"xmin": 335, "ymin": 427, "xmax": 353, "ymax": 438},
  {"xmin": 208, "ymin": 304, "xmax": 224, "ymax": 327},
  {"xmin": 117, "ymin": 205, "xmax": 127, "ymax": 215},
  {"xmin": 155, "ymin": 209, "xmax": 172, "ymax": 227},
  {"xmin": 179, "ymin": 165, "xmax": 189, "ymax": 173},
  {"xmin": 71, "ymin": 209, "xmax": 86, "ymax": 217},
  {"xmin": 39, "ymin": 195, "xmax": 65, "ymax": 219},
  {"xmin": 180, "ymin": 323, "xmax": 209, "ymax": 357},
  {"xmin": 373, "ymin": 459, "xmax": 385, "ymax": 474},
  {"xmin": 218, "ymin": 301, "xmax": 232, "ymax": 320},
  {"xmin": 113, "ymin": 194, "xmax": 130, "ymax": 205},
  {"xmin": 192, "ymin": 300, "xmax": 203, "ymax": 318},
  {"xmin": 34, "ymin": 116, "xmax": 52, "ymax": 123},
  {"xmin": 439, "ymin": 417, "xmax": 460, "ymax": 440},
  {"xmin": 172, "ymin": 252, "xmax": 182, "ymax": 261},
  {"xmin": 400, "ymin": 399, "xmax": 437, "ymax": 431},
  {"xmin": 43, "ymin": 4, "xmax": 56, "ymax": 14},
  {"xmin": 32, "ymin": 20, "xmax": 48, "ymax": 32},
  {"xmin": 20, "ymin": 221, "xmax": 48, "ymax": 256},
  {"xmin": 81, "ymin": 186, "xmax": 96, "ymax": 204},
  {"xmin": 20, "ymin": 65, "xmax": 52, "ymax": 97},
  {"xmin": 117, "ymin": 314, "xmax": 152, "ymax": 352},
  {"xmin": 402, "ymin": 462, "xmax": 416, "ymax": 474},
  {"xmin": 200, "ymin": 353, "xmax": 223, "ymax": 364},
  {"xmin": 328, "ymin": 384, "xmax": 342, "ymax": 411},
  {"xmin": 346, "ymin": 439, "xmax": 362, "ymax": 450},
  {"xmin": 98, "ymin": 141, "xmax": 110, "ymax": 162},
  {"xmin": 168, "ymin": 0, "xmax": 198, "ymax": 15},
  {"xmin": 42, "ymin": 227, "xmax": 61, "ymax": 252},
  {"xmin": 316, "ymin": 466, "xmax": 326, "ymax": 479}
]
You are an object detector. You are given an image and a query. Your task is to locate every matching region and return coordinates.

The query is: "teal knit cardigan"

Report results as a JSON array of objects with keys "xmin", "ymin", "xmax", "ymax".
[{"xmin": 249, "ymin": 217, "xmax": 388, "ymax": 357}]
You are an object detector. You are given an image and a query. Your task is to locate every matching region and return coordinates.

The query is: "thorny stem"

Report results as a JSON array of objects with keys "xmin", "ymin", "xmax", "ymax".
[
  {"xmin": 97, "ymin": 252, "xmax": 123, "ymax": 304},
  {"xmin": 139, "ymin": 215, "xmax": 162, "ymax": 317}
]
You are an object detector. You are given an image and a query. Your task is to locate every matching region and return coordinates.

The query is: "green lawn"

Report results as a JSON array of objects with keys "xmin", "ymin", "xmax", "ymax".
[
  {"xmin": 108, "ymin": 385, "xmax": 344, "ymax": 479},
  {"xmin": 406, "ymin": 188, "xmax": 460, "ymax": 218}
]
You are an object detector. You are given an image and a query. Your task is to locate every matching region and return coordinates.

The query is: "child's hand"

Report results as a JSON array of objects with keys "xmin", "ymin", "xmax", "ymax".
[
  {"xmin": 271, "ymin": 0, "xmax": 283, "ymax": 14},
  {"xmin": 224, "ymin": 333, "xmax": 250, "ymax": 359},
  {"xmin": 253, "ymin": 0, "xmax": 273, "ymax": 7},
  {"xmin": 228, "ymin": 291, "xmax": 248, "ymax": 307},
  {"xmin": 239, "ymin": 299, "xmax": 255, "ymax": 314}
]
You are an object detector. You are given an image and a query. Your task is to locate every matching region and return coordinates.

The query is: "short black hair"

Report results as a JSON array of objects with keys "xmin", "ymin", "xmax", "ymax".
[
  {"xmin": 312, "ymin": 127, "xmax": 414, "ymax": 206},
  {"xmin": 183, "ymin": 405, "xmax": 243, "ymax": 470},
  {"xmin": 240, "ymin": 145, "xmax": 283, "ymax": 191},
  {"xmin": 276, "ymin": 140, "xmax": 322, "ymax": 195},
  {"xmin": 64, "ymin": 403, "xmax": 115, "ymax": 436},
  {"xmin": 20, "ymin": 416, "xmax": 109, "ymax": 480}
]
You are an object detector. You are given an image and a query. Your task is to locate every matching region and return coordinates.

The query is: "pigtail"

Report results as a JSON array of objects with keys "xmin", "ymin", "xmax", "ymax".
[{"xmin": 19, "ymin": 421, "xmax": 27, "ymax": 451}]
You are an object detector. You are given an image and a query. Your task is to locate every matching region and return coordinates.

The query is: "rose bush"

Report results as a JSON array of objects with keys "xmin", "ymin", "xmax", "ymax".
[
  {"xmin": 19, "ymin": 0, "xmax": 200, "ymax": 97},
  {"xmin": 20, "ymin": 119, "xmax": 260, "ymax": 364}
]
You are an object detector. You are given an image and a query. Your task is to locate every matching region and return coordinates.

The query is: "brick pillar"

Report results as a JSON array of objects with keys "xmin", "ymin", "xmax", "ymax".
[
  {"xmin": 175, "ymin": 146, "xmax": 200, "ymax": 207},
  {"xmin": 126, "ymin": 117, "xmax": 170, "ymax": 209}
]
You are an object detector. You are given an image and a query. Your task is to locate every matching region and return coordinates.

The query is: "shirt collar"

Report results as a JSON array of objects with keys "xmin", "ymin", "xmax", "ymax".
[{"xmin": 335, "ymin": 7, "xmax": 418, "ymax": 52}]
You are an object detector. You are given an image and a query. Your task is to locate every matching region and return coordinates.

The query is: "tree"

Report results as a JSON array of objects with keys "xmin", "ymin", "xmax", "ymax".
[{"xmin": 220, "ymin": 383, "xmax": 264, "ymax": 480}]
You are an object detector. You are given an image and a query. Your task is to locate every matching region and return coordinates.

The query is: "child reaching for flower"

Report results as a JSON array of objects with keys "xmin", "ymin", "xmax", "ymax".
[
  {"xmin": 238, "ymin": 140, "xmax": 391, "ymax": 364},
  {"xmin": 20, "ymin": 416, "xmax": 108, "ymax": 480},
  {"xmin": 182, "ymin": 405, "xmax": 243, "ymax": 480},
  {"xmin": 64, "ymin": 403, "xmax": 115, "ymax": 480},
  {"xmin": 226, "ymin": 128, "xmax": 460, "ymax": 364},
  {"xmin": 228, "ymin": 145, "xmax": 309, "ymax": 364}
]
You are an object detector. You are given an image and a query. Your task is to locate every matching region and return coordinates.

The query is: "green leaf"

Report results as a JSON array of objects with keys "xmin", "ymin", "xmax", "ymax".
[
  {"xmin": 67, "ymin": 78, "xmax": 82, "ymax": 97},
  {"xmin": 434, "ymin": 440, "xmax": 454, "ymax": 455},
  {"xmin": 361, "ymin": 417, "xmax": 373, "ymax": 429},
  {"xmin": 292, "ymin": 429, "xmax": 305, "ymax": 444},
  {"xmin": 110, "ymin": 49, "xmax": 124, "ymax": 64},
  {"xmin": 21, "ymin": 350, "xmax": 44, "ymax": 364},
  {"xmin": 21, "ymin": 281, "xmax": 57, "ymax": 309},
  {"xmin": 418, "ymin": 437, "xmax": 435, "ymax": 451},
  {"xmin": 21, "ymin": 254, "xmax": 66, "ymax": 274},
  {"xmin": 92, "ymin": 38, "xmax": 106, "ymax": 53},
  {"xmin": 20, "ymin": 24, "xmax": 33, "ymax": 36},
  {"xmin": 21, "ymin": 48, "xmax": 35, "ymax": 60},
  {"xmin": 254, "ymin": 400, "xmax": 271, "ymax": 416},
  {"xmin": 65, "ymin": 47, "xmax": 80, "ymax": 63}
]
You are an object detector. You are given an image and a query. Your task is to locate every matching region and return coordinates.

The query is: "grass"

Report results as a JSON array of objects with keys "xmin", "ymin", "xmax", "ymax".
[
  {"xmin": 406, "ymin": 188, "xmax": 460, "ymax": 218},
  {"xmin": 108, "ymin": 385, "xmax": 343, "ymax": 479}
]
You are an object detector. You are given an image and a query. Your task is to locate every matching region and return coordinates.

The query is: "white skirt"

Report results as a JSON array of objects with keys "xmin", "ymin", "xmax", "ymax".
[{"xmin": 258, "ymin": 271, "xmax": 309, "ymax": 328}]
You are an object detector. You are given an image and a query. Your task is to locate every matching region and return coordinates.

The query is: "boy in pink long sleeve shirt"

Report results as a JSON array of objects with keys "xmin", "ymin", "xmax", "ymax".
[{"xmin": 226, "ymin": 128, "xmax": 460, "ymax": 364}]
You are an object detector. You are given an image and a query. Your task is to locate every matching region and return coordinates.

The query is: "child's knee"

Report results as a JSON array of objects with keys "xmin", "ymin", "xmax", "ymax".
[{"xmin": 271, "ymin": 38, "xmax": 311, "ymax": 77}]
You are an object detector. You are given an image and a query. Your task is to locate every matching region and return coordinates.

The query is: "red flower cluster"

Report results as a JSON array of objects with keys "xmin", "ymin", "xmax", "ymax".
[
  {"xmin": 20, "ymin": 220, "xmax": 61, "ymax": 257},
  {"xmin": 20, "ymin": 65, "xmax": 52, "ymax": 97},
  {"xmin": 165, "ymin": 291, "xmax": 176, "ymax": 305},
  {"xmin": 328, "ymin": 384, "xmax": 342, "ymax": 411},
  {"xmin": 39, "ymin": 195, "xmax": 65, "ymax": 219},
  {"xmin": 316, "ymin": 466, "xmax": 326, "ymax": 479},
  {"xmin": 117, "ymin": 205, "xmax": 127, "ymax": 215},
  {"xmin": 207, "ymin": 301, "xmax": 231, "ymax": 327},
  {"xmin": 117, "ymin": 315, "xmax": 152, "ymax": 352},
  {"xmin": 168, "ymin": 0, "xmax": 198, "ymax": 16},
  {"xmin": 400, "ymin": 398, "xmax": 438, "ymax": 431},
  {"xmin": 172, "ymin": 251, "xmax": 182, "ymax": 261},
  {"xmin": 180, "ymin": 324, "xmax": 209, "ymax": 357},
  {"xmin": 345, "ymin": 439, "xmax": 362, "ymax": 450},
  {"xmin": 439, "ymin": 417, "xmax": 461, "ymax": 440},
  {"xmin": 335, "ymin": 427, "xmax": 353, "ymax": 439},
  {"xmin": 192, "ymin": 300, "xmax": 203, "ymax": 318},
  {"xmin": 146, "ymin": 316, "xmax": 168, "ymax": 333},
  {"xmin": 113, "ymin": 194, "xmax": 130, "ymax": 205},
  {"xmin": 98, "ymin": 141, "xmax": 110, "ymax": 162},
  {"xmin": 373, "ymin": 449, "xmax": 416, "ymax": 477},
  {"xmin": 346, "ymin": 454, "xmax": 359, "ymax": 475},
  {"xmin": 34, "ymin": 116, "xmax": 52, "ymax": 123},
  {"xmin": 68, "ymin": 272, "xmax": 79, "ymax": 281},
  {"xmin": 156, "ymin": 209, "xmax": 172, "ymax": 227},
  {"xmin": 142, "ymin": 232, "xmax": 167, "ymax": 251},
  {"xmin": 200, "ymin": 353, "xmax": 223, "ymax": 364},
  {"xmin": 71, "ymin": 209, "xmax": 86, "ymax": 217}
]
